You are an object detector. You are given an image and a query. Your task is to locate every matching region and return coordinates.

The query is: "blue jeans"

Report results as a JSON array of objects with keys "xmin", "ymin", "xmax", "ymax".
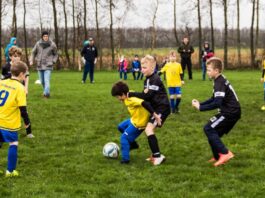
[
  {"xmin": 119, "ymin": 71, "xmax": 127, "ymax": 80},
  {"xmin": 118, "ymin": 119, "xmax": 142, "ymax": 161},
  {"xmin": 38, "ymin": 70, "xmax": 51, "ymax": 96},
  {"xmin": 83, "ymin": 61, "xmax": 95, "ymax": 83},
  {"xmin": 202, "ymin": 62, "xmax": 206, "ymax": 80}
]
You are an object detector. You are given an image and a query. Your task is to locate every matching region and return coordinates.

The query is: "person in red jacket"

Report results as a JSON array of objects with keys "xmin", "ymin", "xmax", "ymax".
[
  {"xmin": 118, "ymin": 55, "xmax": 128, "ymax": 80},
  {"xmin": 201, "ymin": 41, "xmax": 214, "ymax": 80}
]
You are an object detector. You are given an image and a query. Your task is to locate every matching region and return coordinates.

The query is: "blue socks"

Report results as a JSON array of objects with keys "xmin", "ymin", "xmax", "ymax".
[{"xmin": 7, "ymin": 145, "xmax": 17, "ymax": 172}]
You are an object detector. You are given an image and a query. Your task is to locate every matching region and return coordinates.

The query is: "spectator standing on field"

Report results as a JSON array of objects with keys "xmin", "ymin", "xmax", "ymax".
[
  {"xmin": 201, "ymin": 41, "xmax": 214, "ymax": 80},
  {"xmin": 178, "ymin": 36, "xmax": 194, "ymax": 80},
  {"xmin": 30, "ymin": 31, "xmax": 58, "ymax": 98},
  {"xmin": 4, "ymin": 37, "xmax": 17, "ymax": 63},
  {"xmin": 81, "ymin": 37, "xmax": 98, "ymax": 84}
]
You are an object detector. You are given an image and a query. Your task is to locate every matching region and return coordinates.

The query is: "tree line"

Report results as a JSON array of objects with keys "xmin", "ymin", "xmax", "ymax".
[{"xmin": 0, "ymin": 0, "xmax": 264, "ymax": 70}]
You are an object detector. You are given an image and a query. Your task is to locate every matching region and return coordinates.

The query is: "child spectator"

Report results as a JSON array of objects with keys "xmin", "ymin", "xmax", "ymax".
[
  {"xmin": 159, "ymin": 51, "xmax": 184, "ymax": 113},
  {"xmin": 118, "ymin": 56, "xmax": 128, "ymax": 80},
  {"xmin": 0, "ymin": 61, "xmax": 32, "ymax": 177},
  {"xmin": 2, "ymin": 46, "xmax": 30, "ymax": 97},
  {"xmin": 131, "ymin": 55, "xmax": 141, "ymax": 80},
  {"xmin": 128, "ymin": 55, "xmax": 170, "ymax": 165},
  {"xmin": 111, "ymin": 81, "xmax": 161, "ymax": 164},
  {"xmin": 192, "ymin": 57, "xmax": 241, "ymax": 167},
  {"xmin": 201, "ymin": 41, "xmax": 214, "ymax": 80}
]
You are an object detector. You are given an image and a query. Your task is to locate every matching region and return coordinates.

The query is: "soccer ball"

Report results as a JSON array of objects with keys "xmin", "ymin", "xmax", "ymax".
[
  {"xmin": 35, "ymin": 79, "xmax": 41, "ymax": 84},
  {"xmin": 103, "ymin": 142, "xmax": 120, "ymax": 158},
  {"xmin": 261, "ymin": 105, "xmax": 265, "ymax": 111}
]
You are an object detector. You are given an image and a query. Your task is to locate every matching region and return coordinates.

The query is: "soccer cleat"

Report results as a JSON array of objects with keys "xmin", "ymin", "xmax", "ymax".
[
  {"xmin": 214, "ymin": 151, "xmax": 234, "ymax": 167},
  {"xmin": 208, "ymin": 157, "xmax": 217, "ymax": 163},
  {"xmin": 120, "ymin": 160, "xmax": 130, "ymax": 164},
  {"xmin": 130, "ymin": 141, "xmax": 139, "ymax": 150},
  {"xmin": 81, "ymin": 80, "xmax": 85, "ymax": 84},
  {"xmin": 149, "ymin": 154, "xmax": 166, "ymax": 166},
  {"xmin": 27, "ymin": 134, "xmax": 35, "ymax": 138},
  {"xmin": 5, "ymin": 170, "xmax": 19, "ymax": 177}
]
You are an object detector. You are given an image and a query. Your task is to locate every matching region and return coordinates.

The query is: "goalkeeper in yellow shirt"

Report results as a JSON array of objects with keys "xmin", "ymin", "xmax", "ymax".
[{"xmin": 159, "ymin": 50, "xmax": 184, "ymax": 113}]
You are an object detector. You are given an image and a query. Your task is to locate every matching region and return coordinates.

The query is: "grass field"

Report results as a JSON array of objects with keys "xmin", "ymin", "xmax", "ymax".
[{"xmin": 0, "ymin": 70, "xmax": 265, "ymax": 197}]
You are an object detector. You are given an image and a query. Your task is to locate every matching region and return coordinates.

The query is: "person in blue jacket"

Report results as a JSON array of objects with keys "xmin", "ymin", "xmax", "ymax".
[{"xmin": 5, "ymin": 37, "xmax": 17, "ymax": 63}]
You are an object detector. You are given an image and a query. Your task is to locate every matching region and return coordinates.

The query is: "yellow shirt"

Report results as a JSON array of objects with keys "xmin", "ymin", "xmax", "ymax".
[
  {"xmin": 263, "ymin": 60, "xmax": 265, "ymax": 69},
  {"xmin": 160, "ymin": 62, "xmax": 183, "ymax": 87},
  {"xmin": 124, "ymin": 97, "xmax": 150, "ymax": 129},
  {"xmin": 0, "ymin": 79, "xmax": 26, "ymax": 131}
]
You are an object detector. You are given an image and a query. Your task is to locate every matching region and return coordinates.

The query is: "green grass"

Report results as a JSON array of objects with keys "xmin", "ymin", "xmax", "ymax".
[{"xmin": 0, "ymin": 70, "xmax": 265, "ymax": 197}]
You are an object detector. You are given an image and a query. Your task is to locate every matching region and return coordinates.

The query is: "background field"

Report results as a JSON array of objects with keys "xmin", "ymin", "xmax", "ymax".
[{"xmin": 0, "ymin": 70, "xmax": 265, "ymax": 197}]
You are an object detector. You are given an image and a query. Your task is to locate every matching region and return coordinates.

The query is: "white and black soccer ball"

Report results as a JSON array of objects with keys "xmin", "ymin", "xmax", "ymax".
[{"xmin": 103, "ymin": 142, "xmax": 120, "ymax": 158}]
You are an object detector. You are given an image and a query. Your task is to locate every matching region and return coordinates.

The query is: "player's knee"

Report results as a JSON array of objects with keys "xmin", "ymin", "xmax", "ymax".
[
  {"xmin": 176, "ymin": 94, "xmax": 181, "ymax": 98},
  {"xmin": 118, "ymin": 124, "xmax": 124, "ymax": 133}
]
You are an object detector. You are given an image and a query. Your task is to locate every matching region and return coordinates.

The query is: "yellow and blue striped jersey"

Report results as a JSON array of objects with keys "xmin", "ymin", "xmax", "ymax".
[
  {"xmin": 124, "ymin": 97, "xmax": 150, "ymax": 129},
  {"xmin": 0, "ymin": 79, "xmax": 26, "ymax": 131},
  {"xmin": 160, "ymin": 62, "xmax": 183, "ymax": 87}
]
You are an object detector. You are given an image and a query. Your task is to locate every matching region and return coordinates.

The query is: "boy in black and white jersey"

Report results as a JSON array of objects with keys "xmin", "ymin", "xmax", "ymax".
[
  {"xmin": 192, "ymin": 57, "xmax": 241, "ymax": 167},
  {"xmin": 128, "ymin": 55, "xmax": 170, "ymax": 165}
]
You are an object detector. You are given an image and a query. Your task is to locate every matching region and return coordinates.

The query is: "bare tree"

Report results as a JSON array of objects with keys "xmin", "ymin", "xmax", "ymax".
[
  {"xmin": 83, "ymin": 0, "xmax": 88, "ymax": 39},
  {"xmin": 72, "ymin": 0, "xmax": 76, "ymax": 68},
  {"xmin": 209, "ymin": 0, "xmax": 215, "ymax": 51},
  {"xmin": 51, "ymin": 0, "xmax": 59, "ymax": 48},
  {"xmin": 11, "ymin": 0, "xmax": 17, "ymax": 37},
  {"xmin": 236, "ymin": 0, "xmax": 241, "ymax": 66},
  {"xmin": 223, "ymin": 0, "xmax": 228, "ymax": 68},
  {"xmin": 173, "ymin": 0, "xmax": 180, "ymax": 46},
  {"xmin": 151, "ymin": 0, "xmax": 159, "ymax": 51},
  {"xmin": 61, "ymin": 0, "xmax": 70, "ymax": 67},
  {"xmin": 255, "ymin": 0, "xmax": 259, "ymax": 61},
  {"xmin": 109, "ymin": 0, "xmax": 115, "ymax": 69},
  {"xmin": 197, "ymin": 0, "xmax": 202, "ymax": 67},
  {"xmin": 250, "ymin": 0, "xmax": 256, "ymax": 68},
  {"xmin": 95, "ymin": 0, "xmax": 103, "ymax": 69},
  {"xmin": 23, "ymin": 0, "xmax": 29, "ymax": 66},
  {"xmin": 38, "ymin": 0, "xmax": 43, "ymax": 32}
]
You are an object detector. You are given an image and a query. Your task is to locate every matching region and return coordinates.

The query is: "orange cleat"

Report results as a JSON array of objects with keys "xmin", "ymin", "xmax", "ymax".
[{"xmin": 214, "ymin": 151, "xmax": 234, "ymax": 167}]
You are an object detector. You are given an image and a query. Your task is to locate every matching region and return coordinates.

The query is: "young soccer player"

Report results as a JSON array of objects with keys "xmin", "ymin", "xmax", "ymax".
[
  {"xmin": 112, "ymin": 81, "xmax": 161, "ymax": 164},
  {"xmin": 159, "ymin": 50, "xmax": 184, "ymax": 113},
  {"xmin": 192, "ymin": 57, "xmax": 241, "ymax": 167},
  {"xmin": 128, "ymin": 55, "xmax": 170, "ymax": 165},
  {"xmin": 0, "ymin": 61, "xmax": 32, "ymax": 177},
  {"xmin": 2, "ymin": 46, "xmax": 30, "ymax": 96},
  {"xmin": 261, "ymin": 59, "xmax": 265, "ymax": 110}
]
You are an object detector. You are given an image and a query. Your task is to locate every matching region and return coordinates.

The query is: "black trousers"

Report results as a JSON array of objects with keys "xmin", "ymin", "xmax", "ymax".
[
  {"xmin": 203, "ymin": 113, "xmax": 240, "ymax": 160},
  {"xmin": 181, "ymin": 58, "xmax": 192, "ymax": 79}
]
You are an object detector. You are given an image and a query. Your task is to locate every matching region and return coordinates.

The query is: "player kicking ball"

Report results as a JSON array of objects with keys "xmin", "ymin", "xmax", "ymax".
[{"xmin": 192, "ymin": 57, "xmax": 241, "ymax": 167}]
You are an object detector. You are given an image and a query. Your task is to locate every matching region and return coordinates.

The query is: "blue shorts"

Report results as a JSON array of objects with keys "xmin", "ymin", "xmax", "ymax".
[
  {"xmin": 0, "ymin": 129, "xmax": 18, "ymax": 142},
  {"xmin": 168, "ymin": 87, "xmax": 181, "ymax": 95}
]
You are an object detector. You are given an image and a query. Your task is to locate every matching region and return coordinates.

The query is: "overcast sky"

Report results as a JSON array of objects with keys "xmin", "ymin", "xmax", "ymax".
[{"xmin": 2, "ymin": 0, "xmax": 264, "ymax": 30}]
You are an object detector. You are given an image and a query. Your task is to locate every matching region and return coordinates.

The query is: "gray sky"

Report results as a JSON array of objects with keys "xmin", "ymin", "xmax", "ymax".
[{"xmin": 2, "ymin": 0, "xmax": 264, "ymax": 30}]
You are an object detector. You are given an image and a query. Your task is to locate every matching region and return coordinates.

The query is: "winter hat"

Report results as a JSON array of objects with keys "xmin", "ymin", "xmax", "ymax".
[{"xmin": 42, "ymin": 31, "xmax": 49, "ymax": 37}]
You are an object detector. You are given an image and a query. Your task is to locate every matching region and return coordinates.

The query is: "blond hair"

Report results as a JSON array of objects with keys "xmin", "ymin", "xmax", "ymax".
[
  {"xmin": 206, "ymin": 57, "xmax": 223, "ymax": 72},
  {"xmin": 141, "ymin": 55, "xmax": 156, "ymax": 70}
]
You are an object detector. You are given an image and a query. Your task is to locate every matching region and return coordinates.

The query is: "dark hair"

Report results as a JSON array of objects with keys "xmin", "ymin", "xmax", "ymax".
[
  {"xmin": 206, "ymin": 57, "xmax": 223, "ymax": 72},
  {"xmin": 135, "ymin": 54, "xmax": 138, "ymax": 57},
  {"xmin": 111, "ymin": 81, "xmax": 129, "ymax": 96},
  {"xmin": 11, "ymin": 61, "xmax": 28, "ymax": 77},
  {"xmin": 42, "ymin": 31, "xmax": 49, "ymax": 37}
]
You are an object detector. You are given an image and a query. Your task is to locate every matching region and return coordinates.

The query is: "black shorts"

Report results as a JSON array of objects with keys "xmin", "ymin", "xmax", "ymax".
[
  {"xmin": 149, "ymin": 106, "xmax": 170, "ymax": 128},
  {"xmin": 206, "ymin": 113, "xmax": 240, "ymax": 136}
]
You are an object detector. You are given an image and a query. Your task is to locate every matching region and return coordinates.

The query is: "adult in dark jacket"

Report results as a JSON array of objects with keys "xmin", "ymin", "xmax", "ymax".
[
  {"xmin": 30, "ymin": 31, "xmax": 58, "ymax": 98},
  {"xmin": 81, "ymin": 37, "xmax": 98, "ymax": 83},
  {"xmin": 178, "ymin": 37, "xmax": 194, "ymax": 80}
]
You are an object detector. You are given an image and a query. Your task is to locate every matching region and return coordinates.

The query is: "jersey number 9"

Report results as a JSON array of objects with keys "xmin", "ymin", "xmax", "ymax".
[{"xmin": 0, "ymin": 90, "xmax": 10, "ymax": 106}]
